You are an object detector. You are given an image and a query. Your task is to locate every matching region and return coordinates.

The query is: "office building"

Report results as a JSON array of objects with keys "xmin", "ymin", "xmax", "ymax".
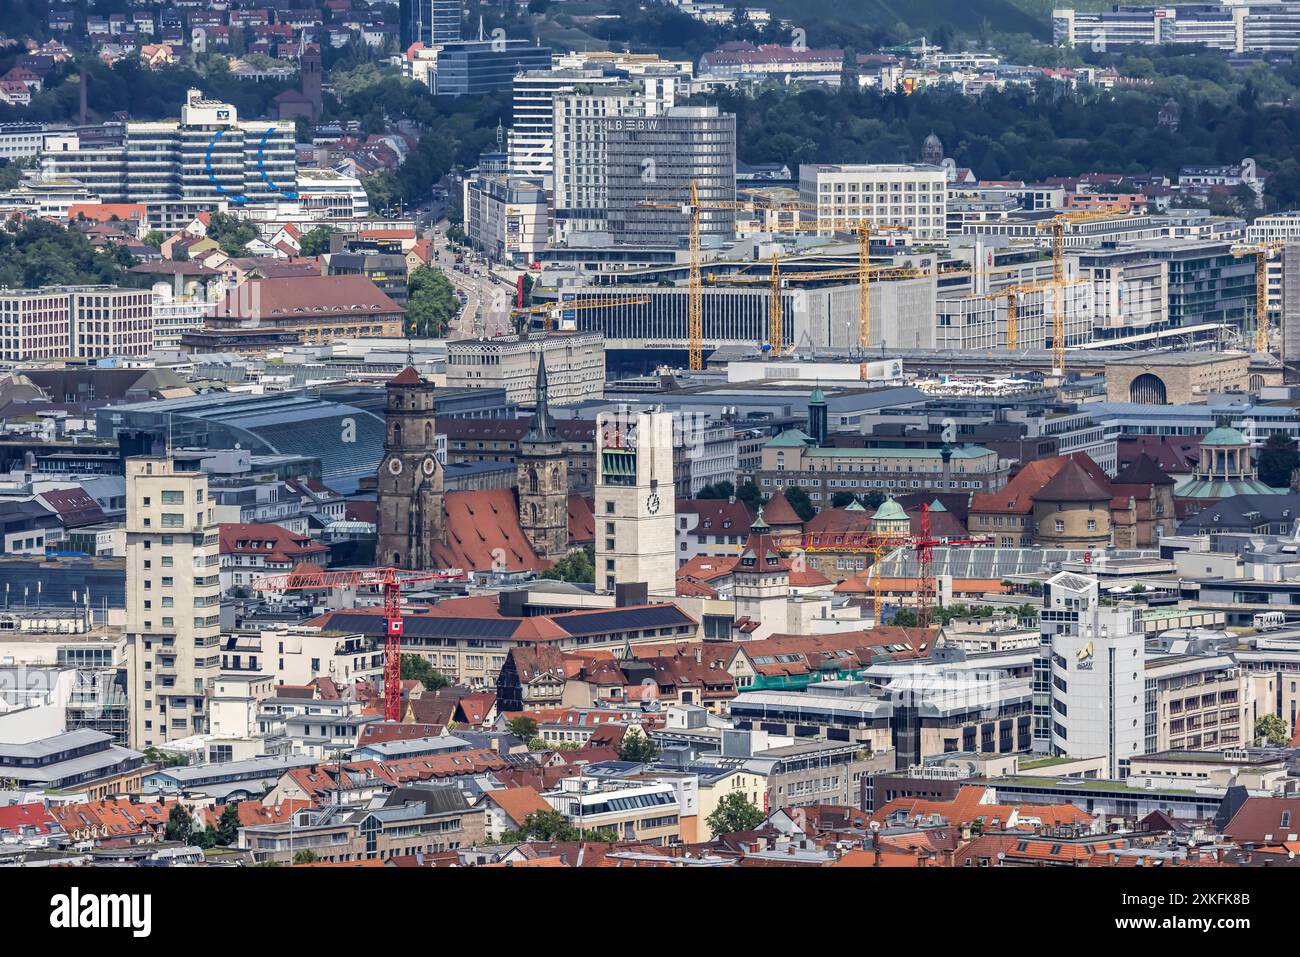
[
  {"xmin": 446, "ymin": 333, "xmax": 605, "ymax": 407},
  {"xmin": 463, "ymin": 173, "xmax": 549, "ymax": 264},
  {"xmin": 605, "ymin": 106, "xmax": 737, "ymax": 246},
  {"xmin": 433, "ymin": 41, "xmax": 553, "ymax": 97},
  {"xmin": 508, "ymin": 68, "xmax": 626, "ymax": 179},
  {"xmin": 403, "ymin": 0, "xmax": 463, "ymax": 47},
  {"xmin": 40, "ymin": 89, "xmax": 295, "ymax": 205},
  {"xmin": 1284, "ymin": 243, "xmax": 1300, "ymax": 380},
  {"xmin": 798, "ymin": 163, "xmax": 948, "ymax": 242},
  {"xmin": 1037, "ymin": 571, "xmax": 1144, "ymax": 778},
  {"xmin": 123, "ymin": 457, "xmax": 223, "ymax": 749},
  {"xmin": 1054, "ymin": 4, "xmax": 1300, "ymax": 54},
  {"xmin": 0, "ymin": 285, "xmax": 153, "ymax": 362}
]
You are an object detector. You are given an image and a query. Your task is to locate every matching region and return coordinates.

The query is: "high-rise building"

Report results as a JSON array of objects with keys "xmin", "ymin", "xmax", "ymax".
[
  {"xmin": 605, "ymin": 105, "xmax": 737, "ymax": 247},
  {"xmin": 1282, "ymin": 243, "xmax": 1300, "ymax": 382},
  {"xmin": 552, "ymin": 79, "xmax": 675, "ymax": 239},
  {"xmin": 1037, "ymin": 571, "xmax": 1145, "ymax": 778},
  {"xmin": 594, "ymin": 409, "xmax": 676, "ymax": 597},
  {"xmin": 405, "ymin": 0, "xmax": 463, "ymax": 46},
  {"xmin": 509, "ymin": 68, "xmax": 622, "ymax": 179},
  {"xmin": 39, "ymin": 89, "xmax": 295, "ymax": 205},
  {"xmin": 433, "ymin": 41, "xmax": 554, "ymax": 97},
  {"xmin": 124, "ymin": 457, "xmax": 222, "ymax": 748}
]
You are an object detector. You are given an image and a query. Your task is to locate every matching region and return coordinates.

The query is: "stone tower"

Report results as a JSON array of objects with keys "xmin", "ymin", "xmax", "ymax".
[
  {"xmin": 516, "ymin": 355, "xmax": 569, "ymax": 561},
  {"xmin": 921, "ymin": 131, "xmax": 944, "ymax": 166},
  {"xmin": 377, "ymin": 366, "xmax": 445, "ymax": 569},
  {"xmin": 732, "ymin": 508, "xmax": 791, "ymax": 641},
  {"xmin": 594, "ymin": 408, "xmax": 675, "ymax": 597}
]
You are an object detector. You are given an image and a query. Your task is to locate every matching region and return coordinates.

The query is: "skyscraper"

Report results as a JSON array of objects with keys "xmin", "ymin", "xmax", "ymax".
[
  {"xmin": 605, "ymin": 105, "xmax": 737, "ymax": 247},
  {"xmin": 123, "ymin": 457, "xmax": 222, "ymax": 748},
  {"xmin": 403, "ymin": 0, "xmax": 464, "ymax": 48}
]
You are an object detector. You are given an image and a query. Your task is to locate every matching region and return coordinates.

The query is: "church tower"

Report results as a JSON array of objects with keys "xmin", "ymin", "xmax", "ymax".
[
  {"xmin": 732, "ymin": 508, "xmax": 791, "ymax": 641},
  {"xmin": 377, "ymin": 366, "xmax": 445, "ymax": 569},
  {"xmin": 594, "ymin": 408, "xmax": 675, "ymax": 598},
  {"xmin": 517, "ymin": 356, "xmax": 569, "ymax": 561}
]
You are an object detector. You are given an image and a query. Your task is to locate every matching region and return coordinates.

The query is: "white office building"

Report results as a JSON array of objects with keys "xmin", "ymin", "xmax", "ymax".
[
  {"xmin": 1039, "ymin": 571, "xmax": 1145, "ymax": 778},
  {"xmin": 798, "ymin": 163, "xmax": 948, "ymax": 241}
]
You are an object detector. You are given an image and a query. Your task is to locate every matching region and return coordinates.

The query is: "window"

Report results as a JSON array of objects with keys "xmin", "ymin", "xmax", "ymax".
[{"xmin": 161, "ymin": 490, "xmax": 184, "ymax": 504}]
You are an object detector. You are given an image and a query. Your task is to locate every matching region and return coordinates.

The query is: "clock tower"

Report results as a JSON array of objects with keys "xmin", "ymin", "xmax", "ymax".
[
  {"xmin": 376, "ymin": 366, "xmax": 445, "ymax": 569},
  {"xmin": 516, "ymin": 355, "xmax": 569, "ymax": 561},
  {"xmin": 594, "ymin": 408, "xmax": 675, "ymax": 598}
]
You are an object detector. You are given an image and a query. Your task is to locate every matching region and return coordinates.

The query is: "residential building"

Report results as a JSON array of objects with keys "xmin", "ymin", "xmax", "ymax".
[{"xmin": 123, "ymin": 456, "xmax": 223, "ymax": 748}]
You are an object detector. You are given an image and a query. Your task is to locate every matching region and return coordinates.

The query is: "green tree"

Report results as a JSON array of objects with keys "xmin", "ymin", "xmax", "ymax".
[
  {"xmin": 540, "ymin": 544, "xmax": 595, "ymax": 583},
  {"xmin": 1254, "ymin": 713, "xmax": 1289, "ymax": 746},
  {"xmin": 297, "ymin": 226, "xmax": 334, "ymax": 257},
  {"xmin": 164, "ymin": 804, "xmax": 194, "ymax": 843},
  {"xmin": 406, "ymin": 264, "xmax": 458, "ymax": 337},
  {"xmin": 142, "ymin": 230, "xmax": 166, "ymax": 249},
  {"xmin": 216, "ymin": 802, "xmax": 242, "ymax": 846},
  {"xmin": 205, "ymin": 212, "xmax": 259, "ymax": 257},
  {"xmin": 706, "ymin": 792, "xmax": 765, "ymax": 835},
  {"xmin": 499, "ymin": 810, "xmax": 617, "ymax": 844},
  {"xmin": 696, "ymin": 480, "xmax": 735, "ymax": 500},
  {"xmin": 400, "ymin": 653, "xmax": 451, "ymax": 689},
  {"xmin": 615, "ymin": 733, "xmax": 661, "ymax": 763},
  {"xmin": 506, "ymin": 716, "xmax": 539, "ymax": 742},
  {"xmin": 891, "ymin": 609, "xmax": 919, "ymax": 627},
  {"xmin": 735, "ymin": 480, "xmax": 762, "ymax": 512},
  {"xmin": 782, "ymin": 485, "xmax": 815, "ymax": 521},
  {"xmin": 193, "ymin": 823, "xmax": 218, "ymax": 849},
  {"xmin": 292, "ymin": 849, "xmax": 320, "ymax": 864},
  {"xmin": 831, "ymin": 491, "xmax": 858, "ymax": 508},
  {"xmin": 1258, "ymin": 434, "xmax": 1300, "ymax": 488}
]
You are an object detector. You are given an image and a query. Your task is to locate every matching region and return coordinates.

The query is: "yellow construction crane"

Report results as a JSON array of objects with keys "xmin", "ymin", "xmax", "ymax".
[
  {"xmin": 1034, "ymin": 210, "xmax": 1135, "ymax": 378},
  {"xmin": 520, "ymin": 295, "xmax": 652, "ymax": 332},
  {"xmin": 1232, "ymin": 241, "xmax": 1288, "ymax": 354}
]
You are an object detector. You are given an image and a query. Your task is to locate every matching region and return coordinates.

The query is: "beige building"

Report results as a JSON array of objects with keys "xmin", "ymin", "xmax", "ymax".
[
  {"xmin": 798, "ymin": 163, "xmax": 948, "ymax": 241},
  {"xmin": 546, "ymin": 778, "xmax": 685, "ymax": 845},
  {"xmin": 595, "ymin": 408, "xmax": 676, "ymax": 598},
  {"xmin": 446, "ymin": 333, "xmax": 605, "ymax": 407},
  {"xmin": 0, "ymin": 285, "xmax": 153, "ymax": 361},
  {"xmin": 1105, "ymin": 352, "xmax": 1250, "ymax": 404},
  {"xmin": 1145, "ymin": 653, "xmax": 1250, "ymax": 752},
  {"xmin": 123, "ymin": 457, "xmax": 223, "ymax": 748},
  {"xmin": 643, "ymin": 766, "xmax": 765, "ymax": 843}
]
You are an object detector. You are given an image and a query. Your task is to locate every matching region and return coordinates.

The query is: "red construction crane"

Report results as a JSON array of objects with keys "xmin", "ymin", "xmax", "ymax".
[
  {"xmin": 252, "ymin": 566, "xmax": 465, "ymax": 722},
  {"xmin": 791, "ymin": 502, "xmax": 990, "ymax": 626}
]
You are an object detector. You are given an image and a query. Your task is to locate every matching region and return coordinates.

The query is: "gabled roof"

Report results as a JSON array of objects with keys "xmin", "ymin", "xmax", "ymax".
[
  {"xmin": 484, "ymin": 786, "xmax": 553, "ymax": 828},
  {"xmin": 1032, "ymin": 457, "xmax": 1113, "ymax": 503},
  {"xmin": 760, "ymin": 490, "xmax": 803, "ymax": 527},
  {"xmin": 1111, "ymin": 452, "xmax": 1174, "ymax": 487}
]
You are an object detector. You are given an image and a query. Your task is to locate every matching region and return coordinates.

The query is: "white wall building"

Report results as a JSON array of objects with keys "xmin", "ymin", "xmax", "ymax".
[{"xmin": 799, "ymin": 163, "xmax": 948, "ymax": 241}]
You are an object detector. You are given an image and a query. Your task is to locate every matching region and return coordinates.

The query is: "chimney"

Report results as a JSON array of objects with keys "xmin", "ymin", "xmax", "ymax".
[{"xmin": 694, "ymin": 646, "xmax": 702, "ymax": 664}]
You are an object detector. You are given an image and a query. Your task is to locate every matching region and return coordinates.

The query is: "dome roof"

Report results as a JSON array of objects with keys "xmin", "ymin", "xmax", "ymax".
[
  {"xmin": 872, "ymin": 497, "xmax": 908, "ymax": 523},
  {"xmin": 923, "ymin": 132, "xmax": 942, "ymax": 146},
  {"xmin": 1201, "ymin": 426, "xmax": 1247, "ymax": 447}
]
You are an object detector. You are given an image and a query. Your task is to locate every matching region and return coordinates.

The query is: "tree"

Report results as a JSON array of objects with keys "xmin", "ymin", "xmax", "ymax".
[
  {"xmin": 1258, "ymin": 434, "xmax": 1300, "ymax": 488},
  {"xmin": 400, "ymin": 654, "xmax": 451, "ymax": 689},
  {"xmin": 891, "ymin": 609, "xmax": 919, "ymax": 627},
  {"xmin": 216, "ymin": 802, "xmax": 242, "ymax": 846},
  {"xmin": 616, "ymin": 733, "xmax": 661, "ymax": 763},
  {"xmin": 142, "ymin": 230, "xmax": 166, "ymax": 249},
  {"xmin": 499, "ymin": 810, "xmax": 617, "ymax": 844},
  {"xmin": 735, "ymin": 480, "xmax": 762, "ymax": 512},
  {"xmin": 205, "ymin": 211, "xmax": 259, "ymax": 257},
  {"xmin": 697, "ymin": 480, "xmax": 735, "ymax": 500},
  {"xmin": 506, "ymin": 716, "xmax": 539, "ymax": 742},
  {"xmin": 831, "ymin": 491, "xmax": 858, "ymax": 508},
  {"xmin": 297, "ymin": 226, "xmax": 334, "ymax": 257},
  {"xmin": 193, "ymin": 823, "xmax": 218, "ymax": 849},
  {"xmin": 540, "ymin": 544, "xmax": 594, "ymax": 583},
  {"xmin": 164, "ymin": 804, "xmax": 194, "ymax": 843},
  {"xmin": 1254, "ymin": 713, "xmax": 1289, "ymax": 746},
  {"xmin": 406, "ymin": 264, "xmax": 458, "ymax": 337},
  {"xmin": 783, "ymin": 485, "xmax": 816, "ymax": 521},
  {"xmin": 292, "ymin": 849, "xmax": 320, "ymax": 864},
  {"xmin": 706, "ymin": 792, "xmax": 765, "ymax": 835}
]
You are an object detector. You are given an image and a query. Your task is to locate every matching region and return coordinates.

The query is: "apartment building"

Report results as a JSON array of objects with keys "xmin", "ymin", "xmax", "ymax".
[
  {"xmin": 798, "ymin": 163, "xmax": 948, "ymax": 241},
  {"xmin": 123, "ymin": 457, "xmax": 223, "ymax": 749},
  {"xmin": 1144, "ymin": 653, "xmax": 1249, "ymax": 753}
]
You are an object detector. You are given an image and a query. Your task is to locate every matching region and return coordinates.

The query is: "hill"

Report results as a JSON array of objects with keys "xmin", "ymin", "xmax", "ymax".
[{"xmin": 761, "ymin": 0, "xmax": 1049, "ymax": 40}]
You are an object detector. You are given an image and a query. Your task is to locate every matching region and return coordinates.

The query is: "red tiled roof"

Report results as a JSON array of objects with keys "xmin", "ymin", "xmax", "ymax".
[
  {"xmin": 485, "ymin": 786, "xmax": 553, "ymax": 827},
  {"xmin": 210, "ymin": 274, "xmax": 401, "ymax": 321},
  {"xmin": 218, "ymin": 522, "xmax": 330, "ymax": 565},
  {"xmin": 433, "ymin": 489, "xmax": 544, "ymax": 574},
  {"xmin": 760, "ymin": 490, "xmax": 803, "ymax": 526}
]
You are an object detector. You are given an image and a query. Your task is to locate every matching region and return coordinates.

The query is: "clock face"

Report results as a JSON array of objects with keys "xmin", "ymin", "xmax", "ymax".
[
  {"xmin": 646, "ymin": 492, "xmax": 660, "ymax": 515},
  {"xmin": 388, "ymin": 457, "xmax": 403, "ymax": 476},
  {"xmin": 422, "ymin": 457, "xmax": 436, "ymax": 476}
]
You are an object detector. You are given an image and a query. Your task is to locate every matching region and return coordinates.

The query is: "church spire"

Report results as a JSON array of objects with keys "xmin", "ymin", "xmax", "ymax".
[{"xmin": 527, "ymin": 353, "xmax": 554, "ymax": 442}]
